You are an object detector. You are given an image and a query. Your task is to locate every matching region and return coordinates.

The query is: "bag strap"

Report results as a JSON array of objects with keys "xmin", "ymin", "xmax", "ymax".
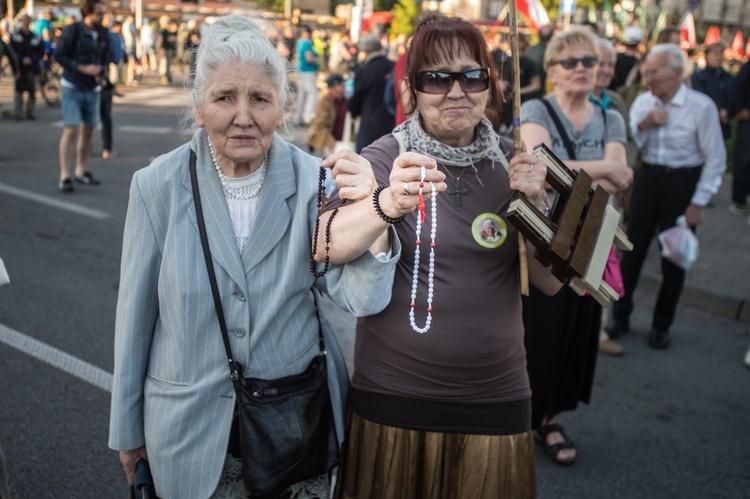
[
  {"xmin": 189, "ymin": 150, "xmax": 326, "ymax": 385},
  {"xmin": 190, "ymin": 149, "xmax": 242, "ymax": 384},
  {"xmin": 541, "ymin": 98, "xmax": 577, "ymax": 161}
]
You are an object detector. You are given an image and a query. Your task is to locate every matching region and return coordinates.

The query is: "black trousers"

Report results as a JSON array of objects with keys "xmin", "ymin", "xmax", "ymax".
[
  {"xmin": 732, "ymin": 121, "xmax": 750, "ymax": 205},
  {"xmin": 613, "ymin": 163, "xmax": 702, "ymax": 331},
  {"xmin": 100, "ymin": 87, "xmax": 113, "ymax": 151}
]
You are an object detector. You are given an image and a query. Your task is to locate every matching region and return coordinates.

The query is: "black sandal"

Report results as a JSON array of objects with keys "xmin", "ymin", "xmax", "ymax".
[{"xmin": 535, "ymin": 423, "xmax": 576, "ymax": 465}]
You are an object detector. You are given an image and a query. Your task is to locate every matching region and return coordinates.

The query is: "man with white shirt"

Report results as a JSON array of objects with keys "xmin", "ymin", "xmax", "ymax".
[{"xmin": 608, "ymin": 43, "xmax": 726, "ymax": 349}]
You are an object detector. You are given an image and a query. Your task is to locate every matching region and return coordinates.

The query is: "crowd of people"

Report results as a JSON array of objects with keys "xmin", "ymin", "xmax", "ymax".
[
  {"xmin": 1, "ymin": 4, "xmax": 749, "ymax": 496},
  {"xmin": 0, "ymin": 6, "xmax": 204, "ymax": 174}
]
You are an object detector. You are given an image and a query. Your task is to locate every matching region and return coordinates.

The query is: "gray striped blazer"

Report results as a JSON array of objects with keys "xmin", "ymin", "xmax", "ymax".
[{"xmin": 108, "ymin": 130, "xmax": 399, "ymax": 498}]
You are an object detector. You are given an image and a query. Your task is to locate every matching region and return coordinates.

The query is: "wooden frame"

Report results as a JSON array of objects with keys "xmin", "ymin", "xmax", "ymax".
[{"xmin": 506, "ymin": 143, "xmax": 633, "ymax": 306}]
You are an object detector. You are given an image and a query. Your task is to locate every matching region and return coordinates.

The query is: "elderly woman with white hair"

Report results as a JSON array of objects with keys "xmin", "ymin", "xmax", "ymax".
[{"xmin": 107, "ymin": 14, "xmax": 437, "ymax": 498}]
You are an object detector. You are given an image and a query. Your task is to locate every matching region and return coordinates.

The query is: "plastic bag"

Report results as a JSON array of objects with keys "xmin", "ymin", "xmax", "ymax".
[
  {"xmin": 657, "ymin": 216, "xmax": 699, "ymax": 270},
  {"xmin": 0, "ymin": 256, "xmax": 8, "ymax": 287}
]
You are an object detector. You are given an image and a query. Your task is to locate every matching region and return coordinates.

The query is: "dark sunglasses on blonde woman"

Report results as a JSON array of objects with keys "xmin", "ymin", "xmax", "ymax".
[
  {"xmin": 549, "ymin": 56, "xmax": 599, "ymax": 70},
  {"xmin": 416, "ymin": 68, "xmax": 491, "ymax": 94}
]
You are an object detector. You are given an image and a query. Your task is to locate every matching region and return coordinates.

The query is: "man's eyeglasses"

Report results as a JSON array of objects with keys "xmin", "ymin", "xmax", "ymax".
[
  {"xmin": 642, "ymin": 68, "xmax": 671, "ymax": 79},
  {"xmin": 549, "ymin": 56, "xmax": 598, "ymax": 70},
  {"xmin": 416, "ymin": 68, "xmax": 491, "ymax": 95}
]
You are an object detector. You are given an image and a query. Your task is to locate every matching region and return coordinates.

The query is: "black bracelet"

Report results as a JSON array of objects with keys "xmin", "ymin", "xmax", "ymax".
[{"xmin": 372, "ymin": 185, "xmax": 406, "ymax": 224}]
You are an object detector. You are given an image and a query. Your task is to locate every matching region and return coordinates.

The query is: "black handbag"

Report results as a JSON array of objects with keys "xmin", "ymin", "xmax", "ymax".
[{"xmin": 189, "ymin": 150, "xmax": 339, "ymax": 495}]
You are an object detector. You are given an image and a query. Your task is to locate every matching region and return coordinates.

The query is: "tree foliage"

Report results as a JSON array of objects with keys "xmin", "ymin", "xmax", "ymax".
[
  {"xmin": 540, "ymin": 0, "xmax": 601, "ymax": 22},
  {"xmin": 255, "ymin": 0, "xmax": 284, "ymax": 13},
  {"xmin": 374, "ymin": 0, "xmax": 398, "ymax": 10},
  {"xmin": 390, "ymin": 0, "xmax": 420, "ymax": 37},
  {"xmin": 330, "ymin": 0, "xmax": 397, "ymax": 16}
]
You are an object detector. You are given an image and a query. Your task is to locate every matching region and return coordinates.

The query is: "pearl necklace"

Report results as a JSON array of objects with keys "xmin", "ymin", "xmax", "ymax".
[
  {"xmin": 207, "ymin": 138, "xmax": 267, "ymax": 198},
  {"xmin": 409, "ymin": 166, "xmax": 437, "ymax": 334}
]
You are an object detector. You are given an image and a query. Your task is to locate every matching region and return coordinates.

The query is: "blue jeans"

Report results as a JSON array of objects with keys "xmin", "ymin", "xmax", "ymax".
[{"xmin": 61, "ymin": 85, "xmax": 100, "ymax": 127}]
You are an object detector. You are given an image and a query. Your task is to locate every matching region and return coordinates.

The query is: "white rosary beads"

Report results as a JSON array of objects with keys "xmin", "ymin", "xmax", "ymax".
[{"xmin": 409, "ymin": 166, "xmax": 437, "ymax": 334}]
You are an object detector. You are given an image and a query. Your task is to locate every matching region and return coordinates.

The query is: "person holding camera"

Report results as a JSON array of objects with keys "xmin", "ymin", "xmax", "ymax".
[{"xmin": 53, "ymin": 0, "xmax": 111, "ymax": 192}]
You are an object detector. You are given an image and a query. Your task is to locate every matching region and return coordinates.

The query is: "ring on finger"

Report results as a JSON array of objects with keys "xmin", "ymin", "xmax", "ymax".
[
  {"xmin": 527, "ymin": 164, "xmax": 534, "ymax": 173},
  {"xmin": 404, "ymin": 182, "xmax": 411, "ymax": 196}
]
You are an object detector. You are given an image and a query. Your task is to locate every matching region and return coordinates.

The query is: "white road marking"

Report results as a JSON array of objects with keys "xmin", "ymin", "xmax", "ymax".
[
  {"xmin": 0, "ymin": 182, "xmax": 111, "ymax": 219},
  {"xmin": 50, "ymin": 121, "xmax": 174, "ymax": 134},
  {"xmin": 118, "ymin": 125, "xmax": 173, "ymax": 134},
  {"xmin": 117, "ymin": 87, "xmax": 190, "ymax": 107},
  {"xmin": 0, "ymin": 323, "xmax": 113, "ymax": 393}
]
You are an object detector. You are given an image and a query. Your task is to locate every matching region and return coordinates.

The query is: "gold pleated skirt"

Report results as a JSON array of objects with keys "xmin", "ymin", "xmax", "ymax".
[{"xmin": 333, "ymin": 411, "xmax": 536, "ymax": 499}]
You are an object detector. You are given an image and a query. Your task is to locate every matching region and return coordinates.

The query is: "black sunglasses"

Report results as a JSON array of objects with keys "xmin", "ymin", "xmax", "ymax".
[
  {"xmin": 550, "ymin": 56, "xmax": 598, "ymax": 70},
  {"xmin": 416, "ymin": 68, "xmax": 491, "ymax": 95}
]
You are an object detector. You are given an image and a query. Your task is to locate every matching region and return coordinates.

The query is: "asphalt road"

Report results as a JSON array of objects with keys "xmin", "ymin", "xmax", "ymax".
[{"xmin": 1, "ymin": 80, "xmax": 749, "ymax": 498}]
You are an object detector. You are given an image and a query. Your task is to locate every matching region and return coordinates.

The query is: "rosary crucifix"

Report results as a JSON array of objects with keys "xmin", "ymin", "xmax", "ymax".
[{"xmin": 446, "ymin": 177, "xmax": 468, "ymax": 212}]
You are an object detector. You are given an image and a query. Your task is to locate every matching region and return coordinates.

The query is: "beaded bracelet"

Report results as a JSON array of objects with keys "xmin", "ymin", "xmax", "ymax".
[{"xmin": 372, "ymin": 185, "xmax": 406, "ymax": 224}]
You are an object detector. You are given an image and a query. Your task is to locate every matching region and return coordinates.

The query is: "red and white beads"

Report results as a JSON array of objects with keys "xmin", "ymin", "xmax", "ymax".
[{"xmin": 409, "ymin": 166, "xmax": 437, "ymax": 334}]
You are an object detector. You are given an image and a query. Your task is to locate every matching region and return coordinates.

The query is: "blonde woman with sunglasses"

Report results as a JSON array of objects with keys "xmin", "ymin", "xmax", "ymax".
[{"xmin": 519, "ymin": 26, "xmax": 632, "ymax": 466}]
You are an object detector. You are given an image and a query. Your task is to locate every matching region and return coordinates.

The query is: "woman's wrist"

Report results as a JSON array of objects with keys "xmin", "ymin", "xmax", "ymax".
[{"xmin": 372, "ymin": 185, "xmax": 406, "ymax": 224}]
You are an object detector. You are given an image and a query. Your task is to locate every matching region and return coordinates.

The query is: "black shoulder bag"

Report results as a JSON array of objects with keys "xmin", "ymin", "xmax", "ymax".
[
  {"xmin": 541, "ymin": 97, "xmax": 577, "ymax": 160},
  {"xmin": 189, "ymin": 150, "xmax": 339, "ymax": 495}
]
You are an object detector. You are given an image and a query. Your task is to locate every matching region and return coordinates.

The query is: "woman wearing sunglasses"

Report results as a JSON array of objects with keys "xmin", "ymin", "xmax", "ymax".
[
  {"xmin": 519, "ymin": 26, "xmax": 632, "ymax": 466},
  {"xmin": 333, "ymin": 12, "xmax": 562, "ymax": 499}
]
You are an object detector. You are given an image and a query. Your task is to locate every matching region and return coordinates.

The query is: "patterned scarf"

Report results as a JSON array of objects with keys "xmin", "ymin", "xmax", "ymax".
[{"xmin": 393, "ymin": 114, "xmax": 510, "ymax": 172}]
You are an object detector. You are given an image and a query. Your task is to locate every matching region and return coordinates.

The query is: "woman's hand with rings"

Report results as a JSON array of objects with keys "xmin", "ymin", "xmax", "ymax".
[
  {"xmin": 322, "ymin": 149, "xmax": 378, "ymax": 202},
  {"xmin": 379, "ymin": 152, "xmax": 447, "ymax": 219},
  {"xmin": 508, "ymin": 152, "xmax": 548, "ymax": 212}
]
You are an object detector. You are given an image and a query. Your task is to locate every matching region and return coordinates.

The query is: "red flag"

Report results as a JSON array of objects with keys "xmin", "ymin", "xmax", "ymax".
[
  {"xmin": 517, "ymin": 0, "xmax": 551, "ymax": 31},
  {"xmin": 731, "ymin": 30, "xmax": 745, "ymax": 57},
  {"xmin": 680, "ymin": 12, "xmax": 696, "ymax": 48},
  {"xmin": 704, "ymin": 26, "xmax": 721, "ymax": 45},
  {"xmin": 731, "ymin": 30, "xmax": 744, "ymax": 58}
]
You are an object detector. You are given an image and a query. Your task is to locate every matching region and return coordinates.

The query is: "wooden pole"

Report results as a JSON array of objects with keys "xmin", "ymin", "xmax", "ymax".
[
  {"xmin": 507, "ymin": 0, "xmax": 530, "ymax": 296},
  {"xmin": 6, "ymin": 0, "xmax": 14, "ymax": 27}
]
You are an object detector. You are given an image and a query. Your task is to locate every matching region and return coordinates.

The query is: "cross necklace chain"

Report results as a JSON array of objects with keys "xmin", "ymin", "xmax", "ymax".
[{"xmin": 442, "ymin": 165, "xmax": 468, "ymax": 212}]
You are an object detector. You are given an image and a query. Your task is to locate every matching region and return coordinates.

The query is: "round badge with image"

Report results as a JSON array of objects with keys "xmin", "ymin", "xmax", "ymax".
[{"xmin": 472, "ymin": 213, "xmax": 508, "ymax": 249}]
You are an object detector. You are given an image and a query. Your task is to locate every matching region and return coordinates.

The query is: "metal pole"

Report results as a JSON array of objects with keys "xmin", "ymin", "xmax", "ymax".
[
  {"xmin": 135, "ymin": 0, "xmax": 142, "ymax": 60},
  {"xmin": 508, "ymin": 0, "xmax": 530, "ymax": 296},
  {"xmin": 353, "ymin": 0, "xmax": 364, "ymax": 43},
  {"xmin": 135, "ymin": 0, "xmax": 142, "ymax": 30}
]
